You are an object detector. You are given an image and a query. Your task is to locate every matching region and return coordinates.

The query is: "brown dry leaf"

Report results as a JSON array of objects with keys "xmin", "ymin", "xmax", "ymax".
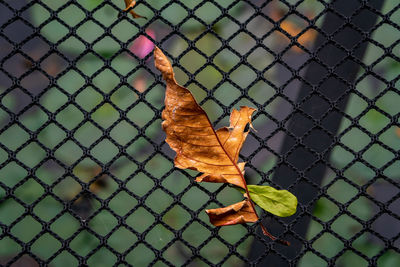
[
  {"xmin": 206, "ymin": 199, "xmax": 258, "ymax": 226},
  {"xmin": 154, "ymin": 47, "xmax": 254, "ymax": 190},
  {"xmin": 123, "ymin": 0, "xmax": 147, "ymax": 19},
  {"xmin": 154, "ymin": 47, "xmax": 288, "ymax": 244}
]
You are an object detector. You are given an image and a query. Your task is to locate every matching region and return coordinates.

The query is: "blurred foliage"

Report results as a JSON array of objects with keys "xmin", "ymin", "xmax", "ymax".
[{"xmin": 1, "ymin": 0, "xmax": 399, "ymax": 266}]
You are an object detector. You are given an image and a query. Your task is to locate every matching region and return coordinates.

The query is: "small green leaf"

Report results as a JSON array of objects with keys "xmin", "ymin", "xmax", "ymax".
[{"xmin": 239, "ymin": 185, "xmax": 297, "ymax": 217}]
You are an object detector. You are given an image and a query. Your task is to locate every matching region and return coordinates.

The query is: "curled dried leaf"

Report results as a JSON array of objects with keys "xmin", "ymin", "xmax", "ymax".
[
  {"xmin": 154, "ymin": 46, "xmax": 256, "ymax": 214},
  {"xmin": 154, "ymin": 46, "xmax": 293, "ymax": 244},
  {"xmin": 206, "ymin": 200, "xmax": 258, "ymax": 226},
  {"xmin": 154, "ymin": 46, "xmax": 252, "ymax": 190},
  {"xmin": 195, "ymin": 162, "xmax": 245, "ymax": 189},
  {"xmin": 123, "ymin": 0, "xmax": 147, "ymax": 19}
]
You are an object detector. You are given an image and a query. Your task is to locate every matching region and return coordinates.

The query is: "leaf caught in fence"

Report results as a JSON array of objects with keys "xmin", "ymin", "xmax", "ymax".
[
  {"xmin": 241, "ymin": 185, "xmax": 297, "ymax": 217},
  {"xmin": 123, "ymin": 0, "xmax": 146, "ymax": 19},
  {"xmin": 154, "ymin": 46, "xmax": 296, "ymax": 244},
  {"xmin": 206, "ymin": 199, "xmax": 258, "ymax": 226}
]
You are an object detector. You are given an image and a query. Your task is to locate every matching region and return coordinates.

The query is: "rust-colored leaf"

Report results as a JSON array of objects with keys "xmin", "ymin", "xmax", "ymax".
[
  {"xmin": 123, "ymin": 0, "xmax": 147, "ymax": 19},
  {"xmin": 154, "ymin": 46, "xmax": 253, "ymax": 189},
  {"xmin": 154, "ymin": 47, "xmax": 288, "ymax": 244},
  {"xmin": 206, "ymin": 199, "xmax": 258, "ymax": 226}
]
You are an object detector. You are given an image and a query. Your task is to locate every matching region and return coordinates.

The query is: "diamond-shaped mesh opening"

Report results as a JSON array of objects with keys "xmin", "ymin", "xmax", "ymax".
[
  {"xmin": 145, "ymin": 224, "xmax": 175, "ymax": 250},
  {"xmin": 1, "ymin": 0, "xmax": 399, "ymax": 265},
  {"xmin": 0, "ymin": 237, "xmax": 22, "ymax": 263},
  {"xmin": 40, "ymin": 20, "xmax": 69, "ymax": 43},
  {"xmin": 76, "ymin": 53, "xmax": 105, "ymax": 77},
  {"xmin": 91, "ymin": 103, "xmax": 120, "ymax": 128},
  {"xmin": 372, "ymin": 213, "xmax": 400, "ymax": 239},
  {"xmin": 327, "ymin": 179, "xmax": 359, "ymax": 204},
  {"xmin": 89, "ymin": 209, "xmax": 118, "ymax": 236},
  {"xmin": 348, "ymin": 196, "xmax": 380, "ymax": 221},
  {"xmin": 213, "ymin": 82, "xmax": 242, "ymax": 106},
  {"xmin": 40, "ymin": 87, "xmax": 69, "ymax": 112},
  {"xmin": 54, "ymin": 140, "xmax": 83, "ymax": 165},
  {"xmin": 336, "ymin": 250, "xmax": 369, "ymax": 267},
  {"xmin": 126, "ymin": 171, "xmax": 154, "ymax": 196},
  {"xmin": 163, "ymin": 241, "xmax": 193, "ymax": 265},
  {"xmin": 56, "ymin": 104, "xmax": 84, "ymax": 130},
  {"xmin": 69, "ymin": 230, "xmax": 100, "ymax": 257},
  {"xmin": 352, "ymin": 232, "xmax": 385, "ymax": 258},
  {"xmin": 16, "ymin": 142, "xmax": 46, "ymax": 168},
  {"xmin": 197, "ymin": 65, "xmax": 223, "ymax": 88},
  {"xmin": 10, "ymin": 215, "xmax": 42, "ymax": 243},
  {"xmin": 2, "ymin": 90, "xmax": 30, "ymax": 115},
  {"xmin": 126, "ymin": 243, "xmax": 155, "ymax": 266},
  {"xmin": 50, "ymin": 213, "xmax": 80, "ymax": 240},
  {"xmin": 3, "ymin": 20, "xmax": 33, "ymax": 44},
  {"xmin": 127, "ymin": 102, "xmax": 155, "ymax": 127},
  {"xmin": 331, "ymin": 214, "xmax": 363, "ymax": 239},
  {"xmin": 0, "ymin": 125, "xmax": 29, "ymax": 151},
  {"xmin": 163, "ymin": 204, "xmax": 192, "ymax": 230},
  {"xmin": 161, "ymin": 3, "xmax": 188, "ymax": 25},
  {"xmin": 31, "ymin": 233, "xmax": 62, "ymax": 261},
  {"xmin": 38, "ymin": 123, "xmax": 66, "ymax": 149},
  {"xmin": 298, "ymin": 251, "xmax": 327, "ymax": 267},
  {"xmin": 108, "ymin": 190, "xmax": 138, "ymax": 216},
  {"xmin": 49, "ymin": 251, "xmax": 78, "ymax": 266},
  {"xmin": 91, "ymin": 139, "xmax": 119, "ymax": 164},
  {"xmin": 196, "ymin": 33, "xmax": 222, "ymax": 56},
  {"xmin": 52, "ymin": 175, "xmax": 82, "ymax": 200},
  {"xmin": 182, "ymin": 186, "xmax": 210, "ymax": 211},
  {"xmin": 108, "ymin": 227, "xmax": 138, "ymax": 253},
  {"xmin": 0, "ymin": 198, "xmax": 25, "ymax": 225},
  {"xmin": 33, "ymin": 195, "xmax": 63, "ymax": 221},
  {"xmin": 19, "ymin": 105, "xmax": 49, "ymax": 131},
  {"xmin": 312, "ymin": 233, "xmax": 344, "ymax": 258},
  {"xmin": 200, "ymin": 238, "xmax": 230, "ymax": 265},
  {"xmin": 145, "ymin": 188, "xmax": 174, "ymax": 214},
  {"xmin": 126, "ymin": 206, "xmax": 155, "ymax": 233},
  {"xmin": 87, "ymin": 247, "xmax": 117, "ymax": 267}
]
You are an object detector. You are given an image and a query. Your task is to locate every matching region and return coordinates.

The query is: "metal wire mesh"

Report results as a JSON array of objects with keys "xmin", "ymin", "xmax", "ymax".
[{"xmin": 0, "ymin": 0, "xmax": 399, "ymax": 266}]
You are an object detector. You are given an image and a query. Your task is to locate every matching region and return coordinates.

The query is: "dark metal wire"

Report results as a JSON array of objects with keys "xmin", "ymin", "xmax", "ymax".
[{"xmin": 0, "ymin": 0, "xmax": 399, "ymax": 266}]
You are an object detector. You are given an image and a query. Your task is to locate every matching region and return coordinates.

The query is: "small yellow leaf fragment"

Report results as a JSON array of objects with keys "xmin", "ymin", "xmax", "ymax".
[{"xmin": 123, "ymin": 0, "xmax": 147, "ymax": 19}]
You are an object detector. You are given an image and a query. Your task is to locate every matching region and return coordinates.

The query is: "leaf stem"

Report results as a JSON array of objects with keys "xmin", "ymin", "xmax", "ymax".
[
  {"xmin": 205, "ymin": 116, "xmax": 288, "ymax": 245},
  {"xmin": 260, "ymin": 223, "xmax": 290, "ymax": 246}
]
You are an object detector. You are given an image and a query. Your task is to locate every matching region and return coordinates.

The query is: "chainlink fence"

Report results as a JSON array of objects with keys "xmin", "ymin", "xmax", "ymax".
[{"xmin": 0, "ymin": 0, "xmax": 399, "ymax": 266}]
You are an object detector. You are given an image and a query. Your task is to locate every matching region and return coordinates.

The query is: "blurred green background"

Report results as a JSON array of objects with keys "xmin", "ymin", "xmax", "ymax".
[{"xmin": 0, "ymin": 0, "xmax": 399, "ymax": 266}]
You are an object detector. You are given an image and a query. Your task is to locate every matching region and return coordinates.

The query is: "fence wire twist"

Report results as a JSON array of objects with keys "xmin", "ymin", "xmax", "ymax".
[{"xmin": 0, "ymin": 0, "xmax": 399, "ymax": 266}]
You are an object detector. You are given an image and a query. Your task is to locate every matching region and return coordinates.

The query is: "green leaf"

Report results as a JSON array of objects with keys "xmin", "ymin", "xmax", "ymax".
[{"xmin": 239, "ymin": 185, "xmax": 297, "ymax": 217}]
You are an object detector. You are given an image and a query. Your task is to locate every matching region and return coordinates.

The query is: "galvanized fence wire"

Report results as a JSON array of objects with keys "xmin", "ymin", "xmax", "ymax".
[{"xmin": 0, "ymin": 0, "xmax": 399, "ymax": 266}]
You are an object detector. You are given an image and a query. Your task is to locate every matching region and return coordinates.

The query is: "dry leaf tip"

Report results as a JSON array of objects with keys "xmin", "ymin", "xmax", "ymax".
[
  {"xmin": 123, "ymin": 0, "xmax": 147, "ymax": 19},
  {"xmin": 154, "ymin": 47, "xmax": 175, "ymax": 81}
]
